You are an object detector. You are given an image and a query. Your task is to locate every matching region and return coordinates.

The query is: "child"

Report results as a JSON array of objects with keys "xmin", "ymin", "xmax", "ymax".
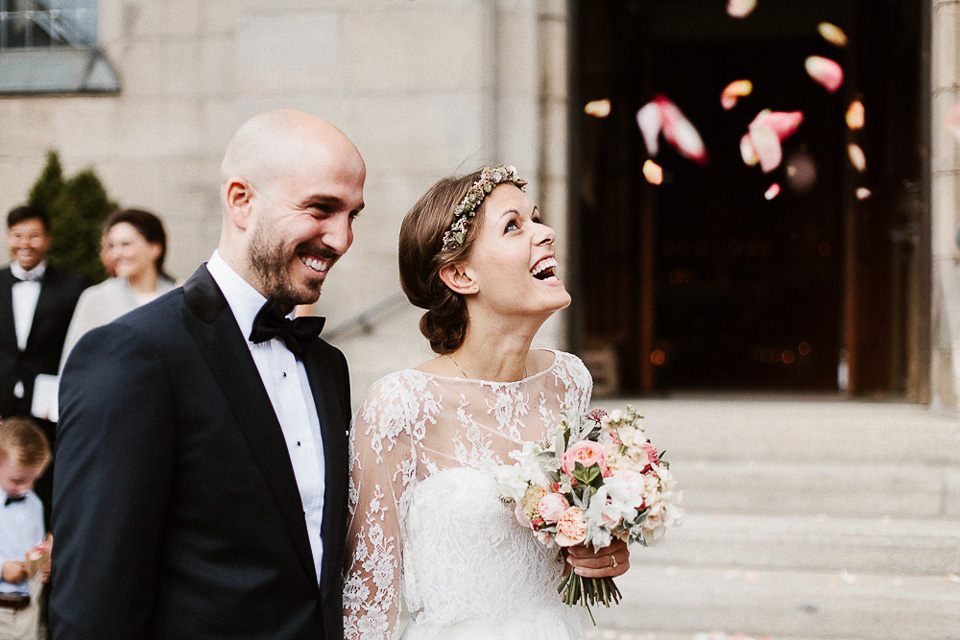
[{"xmin": 0, "ymin": 417, "xmax": 50, "ymax": 640}]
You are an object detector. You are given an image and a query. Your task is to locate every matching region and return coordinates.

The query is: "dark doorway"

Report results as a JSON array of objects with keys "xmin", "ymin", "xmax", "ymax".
[{"xmin": 573, "ymin": 0, "xmax": 926, "ymax": 396}]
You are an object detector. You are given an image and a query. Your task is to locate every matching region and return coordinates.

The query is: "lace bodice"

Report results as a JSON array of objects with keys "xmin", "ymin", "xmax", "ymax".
[{"xmin": 344, "ymin": 350, "xmax": 592, "ymax": 640}]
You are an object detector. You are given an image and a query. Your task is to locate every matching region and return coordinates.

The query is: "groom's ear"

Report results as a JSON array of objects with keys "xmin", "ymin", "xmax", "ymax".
[
  {"xmin": 439, "ymin": 263, "xmax": 478, "ymax": 296},
  {"xmin": 224, "ymin": 178, "xmax": 255, "ymax": 231}
]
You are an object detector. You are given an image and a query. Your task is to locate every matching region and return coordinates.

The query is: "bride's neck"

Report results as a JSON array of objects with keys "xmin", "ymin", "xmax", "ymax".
[{"xmin": 452, "ymin": 323, "xmax": 537, "ymax": 382}]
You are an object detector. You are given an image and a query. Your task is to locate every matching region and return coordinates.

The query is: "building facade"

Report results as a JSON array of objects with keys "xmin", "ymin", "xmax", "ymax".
[{"xmin": 2, "ymin": 0, "xmax": 959, "ymax": 407}]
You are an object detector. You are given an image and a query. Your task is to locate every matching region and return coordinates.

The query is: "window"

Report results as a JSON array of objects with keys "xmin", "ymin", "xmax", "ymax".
[
  {"xmin": 0, "ymin": 0, "xmax": 96, "ymax": 49},
  {"xmin": 0, "ymin": 0, "xmax": 118, "ymax": 94}
]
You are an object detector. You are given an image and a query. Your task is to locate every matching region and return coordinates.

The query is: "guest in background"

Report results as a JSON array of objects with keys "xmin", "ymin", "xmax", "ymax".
[
  {"xmin": 60, "ymin": 209, "xmax": 176, "ymax": 369},
  {"xmin": 0, "ymin": 417, "xmax": 51, "ymax": 640},
  {"xmin": 0, "ymin": 206, "xmax": 85, "ymax": 525}
]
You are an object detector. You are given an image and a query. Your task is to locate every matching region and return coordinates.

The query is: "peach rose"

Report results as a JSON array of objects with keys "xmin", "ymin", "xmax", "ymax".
[
  {"xmin": 555, "ymin": 506, "xmax": 588, "ymax": 547},
  {"xmin": 536, "ymin": 492, "xmax": 570, "ymax": 524},
  {"xmin": 562, "ymin": 441, "xmax": 608, "ymax": 477}
]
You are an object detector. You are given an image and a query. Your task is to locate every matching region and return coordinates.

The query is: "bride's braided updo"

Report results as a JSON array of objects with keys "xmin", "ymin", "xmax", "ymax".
[{"xmin": 399, "ymin": 170, "xmax": 486, "ymax": 354}]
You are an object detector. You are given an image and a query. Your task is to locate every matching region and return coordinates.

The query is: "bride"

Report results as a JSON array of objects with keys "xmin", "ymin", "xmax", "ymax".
[{"xmin": 344, "ymin": 165, "xmax": 630, "ymax": 640}]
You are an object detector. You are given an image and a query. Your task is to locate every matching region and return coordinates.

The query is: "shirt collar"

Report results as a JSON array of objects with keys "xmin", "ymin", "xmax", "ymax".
[
  {"xmin": 10, "ymin": 260, "xmax": 47, "ymax": 282},
  {"xmin": 206, "ymin": 251, "xmax": 294, "ymax": 342}
]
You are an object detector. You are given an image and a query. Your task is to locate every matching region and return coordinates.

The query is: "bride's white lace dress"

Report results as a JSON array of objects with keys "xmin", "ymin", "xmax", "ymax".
[{"xmin": 344, "ymin": 349, "xmax": 593, "ymax": 640}]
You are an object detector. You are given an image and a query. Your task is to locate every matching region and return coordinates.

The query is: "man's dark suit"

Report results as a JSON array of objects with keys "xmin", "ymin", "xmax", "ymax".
[
  {"xmin": 0, "ymin": 264, "xmax": 86, "ymax": 418},
  {"xmin": 0, "ymin": 263, "xmax": 86, "ymax": 525},
  {"xmin": 50, "ymin": 265, "xmax": 352, "ymax": 640}
]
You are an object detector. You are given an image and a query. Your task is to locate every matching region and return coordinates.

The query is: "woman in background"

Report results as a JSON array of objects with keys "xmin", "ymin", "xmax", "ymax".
[{"xmin": 60, "ymin": 208, "xmax": 176, "ymax": 368}]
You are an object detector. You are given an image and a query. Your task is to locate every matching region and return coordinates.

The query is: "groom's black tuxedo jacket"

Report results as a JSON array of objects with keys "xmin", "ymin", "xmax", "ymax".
[
  {"xmin": 0, "ymin": 264, "xmax": 86, "ymax": 418},
  {"xmin": 50, "ymin": 266, "xmax": 351, "ymax": 640}
]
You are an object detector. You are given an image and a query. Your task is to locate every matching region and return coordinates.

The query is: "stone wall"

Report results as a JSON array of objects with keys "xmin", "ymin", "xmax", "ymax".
[{"xmin": 0, "ymin": 0, "xmax": 572, "ymax": 406}]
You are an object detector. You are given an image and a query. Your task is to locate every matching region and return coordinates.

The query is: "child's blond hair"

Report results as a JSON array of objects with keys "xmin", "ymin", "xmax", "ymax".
[{"xmin": 0, "ymin": 417, "xmax": 51, "ymax": 468}]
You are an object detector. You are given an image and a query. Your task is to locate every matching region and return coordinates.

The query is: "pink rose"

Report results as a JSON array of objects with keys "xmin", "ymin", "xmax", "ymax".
[
  {"xmin": 555, "ymin": 506, "xmax": 588, "ymax": 547},
  {"xmin": 562, "ymin": 441, "xmax": 608, "ymax": 477},
  {"xmin": 536, "ymin": 492, "xmax": 570, "ymax": 524}
]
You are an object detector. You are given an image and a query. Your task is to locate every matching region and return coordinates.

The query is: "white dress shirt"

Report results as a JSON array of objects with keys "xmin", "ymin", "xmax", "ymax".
[
  {"xmin": 10, "ymin": 261, "xmax": 47, "ymax": 399},
  {"xmin": 0, "ymin": 489, "xmax": 44, "ymax": 596},
  {"xmin": 206, "ymin": 251, "xmax": 326, "ymax": 582}
]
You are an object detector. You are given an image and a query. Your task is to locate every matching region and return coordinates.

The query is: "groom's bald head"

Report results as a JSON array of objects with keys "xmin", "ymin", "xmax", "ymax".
[{"xmin": 217, "ymin": 109, "xmax": 365, "ymax": 306}]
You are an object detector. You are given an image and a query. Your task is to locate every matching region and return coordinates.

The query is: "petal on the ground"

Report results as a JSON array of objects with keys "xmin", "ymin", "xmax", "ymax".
[
  {"xmin": 818, "ymin": 22, "xmax": 849, "ymax": 47},
  {"xmin": 947, "ymin": 100, "xmax": 960, "ymax": 142},
  {"xmin": 585, "ymin": 99, "xmax": 611, "ymax": 118},
  {"xmin": 721, "ymin": 80, "xmax": 753, "ymax": 110},
  {"xmin": 727, "ymin": 0, "xmax": 757, "ymax": 18},
  {"xmin": 805, "ymin": 56, "xmax": 844, "ymax": 92},
  {"xmin": 636, "ymin": 101, "xmax": 663, "ymax": 157},
  {"xmin": 846, "ymin": 100, "xmax": 865, "ymax": 129}
]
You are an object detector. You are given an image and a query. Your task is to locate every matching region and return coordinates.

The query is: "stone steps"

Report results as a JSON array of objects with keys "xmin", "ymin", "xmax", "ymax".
[
  {"xmin": 590, "ymin": 565, "xmax": 960, "ymax": 640},
  {"xmin": 640, "ymin": 513, "xmax": 960, "ymax": 576},
  {"xmin": 672, "ymin": 460, "xmax": 959, "ymax": 518}
]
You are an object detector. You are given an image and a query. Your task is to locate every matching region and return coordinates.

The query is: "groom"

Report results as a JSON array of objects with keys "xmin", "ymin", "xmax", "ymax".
[{"xmin": 49, "ymin": 110, "xmax": 365, "ymax": 639}]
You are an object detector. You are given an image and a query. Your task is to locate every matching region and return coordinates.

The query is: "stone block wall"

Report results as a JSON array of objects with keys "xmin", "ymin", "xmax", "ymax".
[{"xmin": 0, "ymin": 0, "xmax": 572, "ymax": 406}]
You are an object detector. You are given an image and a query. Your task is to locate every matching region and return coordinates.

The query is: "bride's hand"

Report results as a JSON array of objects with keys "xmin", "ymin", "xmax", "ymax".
[{"xmin": 563, "ymin": 538, "xmax": 630, "ymax": 578}]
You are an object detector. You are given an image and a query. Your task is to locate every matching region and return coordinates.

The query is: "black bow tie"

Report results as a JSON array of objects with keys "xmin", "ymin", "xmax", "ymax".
[
  {"xmin": 4, "ymin": 494, "xmax": 26, "ymax": 507},
  {"xmin": 249, "ymin": 298, "xmax": 325, "ymax": 358}
]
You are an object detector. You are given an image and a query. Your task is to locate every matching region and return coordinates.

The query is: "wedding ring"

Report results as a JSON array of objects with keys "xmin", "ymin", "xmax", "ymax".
[{"xmin": 609, "ymin": 554, "xmax": 618, "ymax": 568}]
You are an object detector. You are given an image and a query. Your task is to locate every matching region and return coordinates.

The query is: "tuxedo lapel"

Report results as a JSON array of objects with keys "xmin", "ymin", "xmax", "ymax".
[
  {"xmin": 181, "ymin": 266, "xmax": 320, "ymax": 588},
  {"xmin": 301, "ymin": 343, "xmax": 348, "ymax": 597},
  {"xmin": 0, "ymin": 269, "xmax": 18, "ymax": 353}
]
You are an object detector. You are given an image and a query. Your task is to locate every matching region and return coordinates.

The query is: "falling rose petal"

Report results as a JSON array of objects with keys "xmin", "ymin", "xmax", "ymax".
[
  {"xmin": 749, "ymin": 123, "xmax": 782, "ymax": 173},
  {"xmin": 752, "ymin": 109, "xmax": 804, "ymax": 139},
  {"xmin": 818, "ymin": 22, "xmax": 848, "ymax": 47},
  {"xmin": 805, "ymin": 56, "xmax": 844, "ymax": 92},
  {"xmin": 848, "ymin": 143, "xmax": 867, "ymax": 172},
  {"xmin": 764, "ymin": 183, "xmax": 781, "ymax": 200},
  {"xmin": 846, "ymin": 100, "xmax": 865, "ymax": 129},
  {"xmin": 727, "ymin": 0, "xmax": 757, "ymax": 18},
  {"xmin": 740, "ymin": 134, "xmax": 759, "ymax": 166},
  {"xmin": 584, "ymin": 99, "xmax": 611, "ymax": 118},
  {"xmin": 856, "ymin": 187, "xmax": 872, "ymax": 200},
  {"xmin": 643, "ymin": 159, "xmax": 664, "ymax": 185},
  {"xmin": 636, "ymin": 101, "xmax": 663, "ymax": 157},
  {"xmin": 656, "ymin": 95, "xmax": 708, "ymax": 164},
  {"xmin": 721, "ymin": 79, "xmax": 753, "ymax": 110},
  {"xmin": 947, "ymin": 101, "xmax": 960, "ymax": 142}
]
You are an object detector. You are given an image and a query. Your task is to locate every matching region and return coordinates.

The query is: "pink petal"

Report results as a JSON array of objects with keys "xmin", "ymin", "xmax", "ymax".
[
  {"xmin": 947, "ymin": 101, "xmax": 960, "ymax": 142},
  {"xmin": 846, "ymin": 100, "xmax": 865, "ymax": 129},
  {"xmin": 764, "ymin": 183, "xmax": 781, "ymax": 200},
  {"xmin": 643, "ymin": 159, "xmax": 664, "ymax": 185},
  {"xmin": 751, "ymin": 109, "xmax": 804, "ymax": 140},
  {"xmin": 584, "ymin": 99, "xmax": 611, "ymax": 118},
  {"xmin": 636, "ymin": 101, "xmax": 663, "ymax": 157},
  {"xmin": 726, "ymin": 0, "xmax": 757, "ymax": 18},
  {"xmin": 740, "ymin": 134, "xmax": 759, "ymax": 166},
  {"xmin": 856, "ymin": 187, "xmax": 871, "ymax": 200},
  {"xmin": 721, "ymin": 80, "xmax": 753, "ymax": 110},
  {"xmin": 818, "ymin": 22, "xmax": 848, "ymax": 47},
  {"xmin": 805, "ymin": 56, "xmax": 844, "ymax": 92},
  {"xmin": 749, "ymin": 123, "xmax": 782, "ymax": 173},
  {"xmin": 848, "ymin": 143, "xmax": 867, "ymax": 172},
  {"xmin": 656, "ymin": 96, "xmax": 708, "ymax": 165}
]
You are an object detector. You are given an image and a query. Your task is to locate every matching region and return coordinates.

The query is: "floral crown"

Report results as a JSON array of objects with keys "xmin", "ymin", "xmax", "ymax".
[{"xmin": 441, "ymin": 164, "xmax": 527, "ymax": 251}]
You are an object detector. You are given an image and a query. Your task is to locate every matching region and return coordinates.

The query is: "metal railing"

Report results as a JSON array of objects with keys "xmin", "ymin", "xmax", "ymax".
[{"xmin": 323, "ymin": 291, "xmax": 410, "ymax": 342}]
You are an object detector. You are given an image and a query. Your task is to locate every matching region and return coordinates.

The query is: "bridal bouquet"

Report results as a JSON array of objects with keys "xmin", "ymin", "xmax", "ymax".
[{"xmin": 496, "ymin": 406, "xmax": 682, "ymax": 621}]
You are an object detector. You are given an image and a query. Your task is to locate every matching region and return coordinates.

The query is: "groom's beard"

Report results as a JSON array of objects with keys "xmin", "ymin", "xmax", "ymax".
[{"xmin": 248, "ymin": 224, "xmax": 329, "ymax": 307}]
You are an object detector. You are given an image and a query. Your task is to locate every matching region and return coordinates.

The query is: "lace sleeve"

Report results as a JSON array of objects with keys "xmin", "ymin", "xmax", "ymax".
[{"xmin": 343, "ymin": 374, "xmax": 419, "ymax": 640}]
